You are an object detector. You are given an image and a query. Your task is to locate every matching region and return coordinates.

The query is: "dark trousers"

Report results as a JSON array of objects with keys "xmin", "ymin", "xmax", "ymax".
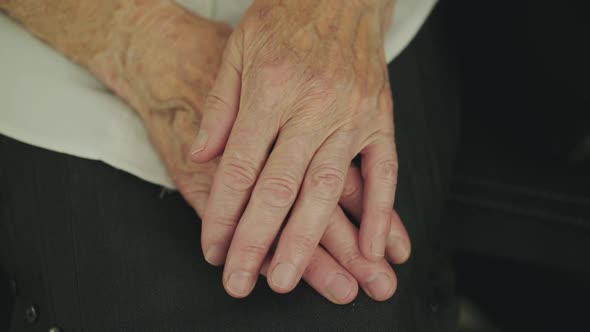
[{"xmin": 0, "ymin": 4, "xmax": 462, "ymax": 331}]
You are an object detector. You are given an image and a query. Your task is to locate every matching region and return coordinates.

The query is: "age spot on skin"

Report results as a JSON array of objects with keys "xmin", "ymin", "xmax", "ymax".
[{"xmin": 259, "ymin": 7, "xmax": 271, "ymax": 20}]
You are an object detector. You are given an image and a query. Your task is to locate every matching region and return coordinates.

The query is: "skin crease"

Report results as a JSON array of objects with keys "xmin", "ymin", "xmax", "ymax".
[
  {"xmin": 1, "ymin": 0, "xmax": 410, "ymax": 303},
  {"xmin": 192, "ymin": 0, "xmax": 409, "ymax": 299}
]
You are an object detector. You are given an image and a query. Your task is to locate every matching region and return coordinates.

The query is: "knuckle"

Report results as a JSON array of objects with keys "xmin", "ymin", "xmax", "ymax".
[
  {"xmin": 258, "ymin": 175, "xmax": 299, "ymax": 208},
  {"xmin": 253, "ymin": 51, "xmax": 299, "ymax": 89},
  {"xmin": 236, "ymin": 242, "xmax": 269, "ymax": 268},
  {"xmin": 211, "ymin": 214, "xmax": 238, "ymax": 229},
  {"xmin": 338, "ymin": 246, "xmax": 364, "ymax": 268},
  {"xmin": 241, "ymin": 243, "xmax": 268, "ymax": 257},
  {"xmin": 222, "ymin": 157, "xmax": 258, "ymax": 192},
  {"xmin": 375, "ymin": 159, "xmax": 398, "ymax": 183},
  {"xmin": 374, "ymin": 204, "xmax": 393, "ymax": 222},
  {"xmin": 222, "ymin": 40, "xmax": 242, "ymax": 73},
  {"xmin": 295, "ymin": 71, "xmax": 340, "ymax": 108},
  {"xmin": 286, "ymin": 232, "xmax": 319, "ymax": 257},
  {"xmin": 308, "ymin": 165, "xmax": 346, "ymax": 202},
  {"xmin": 304, "ymin": 71, "xmax": 337, "ymax": 95}
]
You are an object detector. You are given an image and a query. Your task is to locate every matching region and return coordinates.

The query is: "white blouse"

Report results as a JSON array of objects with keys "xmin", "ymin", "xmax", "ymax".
[{"xmin": 0, "ymin": 0, "xmax": 437, "ymax": 188}]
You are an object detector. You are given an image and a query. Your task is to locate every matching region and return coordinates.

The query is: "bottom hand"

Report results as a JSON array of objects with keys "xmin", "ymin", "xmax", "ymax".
[{"xmin": 146, "ymin": 114, "xmax": 408, "ymax": 303}]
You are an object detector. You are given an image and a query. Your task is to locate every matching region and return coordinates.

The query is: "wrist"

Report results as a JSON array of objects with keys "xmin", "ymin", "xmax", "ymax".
[
  {"xmin": 88, "ymin": 2, "xmax": 231, "ymax": 121},
  {"xmin": 84, "ymin": 0, "xmax": 181, "ymax": 114}
]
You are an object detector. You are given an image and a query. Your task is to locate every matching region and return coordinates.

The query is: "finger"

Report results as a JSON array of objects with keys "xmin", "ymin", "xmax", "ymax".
[
  {"xmin": 267, "ymin": 132, "xmax": 353, "ymax": 294},
  {"xmin": 222, "ymin": 129, "xmax": 321, "ymax": 297},
  {"xmin": 385, "ymin": 210, "xmax": 411, "ymax": 264},
  {"xmin": 322, "ymin": 207, "xmax": 397, "ymax": 301},
  {"xmin": 260, "ymin": 247, "xmax": 359, "ymax": 305},
  {"xmin": 339, "ymin": 164, "xmax": 364, "ymax": 220},
  {"xmin": 200, "ymin": 103, "xmax": 279, "ymax": 268},
  {"xmin": 359, "ymin": 131, "xmax": 397, "ymax": 261},
  {"xmin": 190, "ymin": 32, "xmax": 243, "ymax": 162},
  {"xmin": 339, "ymin": 165, "xmax": 410, "ymax": 264}
]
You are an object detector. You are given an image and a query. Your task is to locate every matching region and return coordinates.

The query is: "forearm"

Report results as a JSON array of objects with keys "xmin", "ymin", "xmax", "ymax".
[
  {"xmin": 1, "ymin": 0, "xmax": 230, "ymax": 120},
  {"xmin": 0, "ymin": 0, "xmax": 154, "ymax": 66}
]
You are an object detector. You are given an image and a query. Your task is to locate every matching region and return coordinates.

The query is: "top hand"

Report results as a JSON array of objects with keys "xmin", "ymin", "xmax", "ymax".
[{"xmin": 191, "ymin": 0, "xmax": 401, "ymax": 297}]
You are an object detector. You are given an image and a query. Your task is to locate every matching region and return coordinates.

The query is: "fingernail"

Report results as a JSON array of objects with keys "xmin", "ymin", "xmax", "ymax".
[
  {"xmin": 204, "ymin": 245, "xmax": 225, "ymax": 265},
  {"xmin": 387, "ymin": 235, "xmax": 411, "ymax": 264},
  {"xmin": 190, "ymin": 129, "xmax": 208, "ymax": 155},
  {"xmin": 328, "ymin": 273, "xmax": 353, "ymax": 303},
  {"xmin": 226, "ymin": 271, "xmax": 254, "ymax": 297},
  {"xmin": 270, "ymin": 262, "xmax": 298, "ymax": 291},
  {"xmin": 366, "ymin": 273, "xmax": 393, "ymax": 300},
  {"xmin": 371, "ymin": 234, "xmax": 386, "ymax": 258}
]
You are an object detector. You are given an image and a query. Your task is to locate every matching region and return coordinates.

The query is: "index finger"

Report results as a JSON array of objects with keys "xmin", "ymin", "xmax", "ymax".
[{"xmin": 200, "ymin": 104, "xmax": 279, "ymax": 266}]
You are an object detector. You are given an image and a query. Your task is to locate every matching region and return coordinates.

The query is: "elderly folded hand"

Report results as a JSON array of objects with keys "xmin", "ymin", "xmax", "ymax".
[
  {"xmin": 191, "ymin": 0, "xmax": 410, "ymax": 298},
  {"xmin": 0, "ymin": 0, "xmax": 410, "ymax": 303}
]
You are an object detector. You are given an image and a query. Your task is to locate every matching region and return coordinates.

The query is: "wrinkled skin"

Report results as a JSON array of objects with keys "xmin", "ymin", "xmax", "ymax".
[
  {"xmin": 191, "ymin": 0, "xmax": 409, "ymax": 299},
  {"xmin": 1, "ymin": 0, "xmax": 410, "ymax": 303}
]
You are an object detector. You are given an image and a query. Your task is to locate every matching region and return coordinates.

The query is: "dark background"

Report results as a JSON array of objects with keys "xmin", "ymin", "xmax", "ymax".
[
  {"xmin": 445, "ymin": 1, "xmax": 590, "ymax": 331},
  {"xmin": 2, "ymin": 0, "xmax": 590, "ymax": 331}
]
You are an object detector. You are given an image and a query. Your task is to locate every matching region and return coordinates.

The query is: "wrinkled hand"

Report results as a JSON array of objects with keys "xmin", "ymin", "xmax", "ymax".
[
  {"xmin": 85, "ymin": 1, "xmax": 409, "ymax": 303},
  {"xmin": 191, "ymin": 0, "xmax": 408, "ymax": 298}
]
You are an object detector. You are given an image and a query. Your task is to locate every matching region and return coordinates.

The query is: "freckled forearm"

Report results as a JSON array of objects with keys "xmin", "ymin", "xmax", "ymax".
[
  {"xmin": 1, "ymin": 0, "xmax": 231, "ymax": 122},
  {"xmin": 0, "ymin": 0, "xmax": 173, "ymax": 66}
]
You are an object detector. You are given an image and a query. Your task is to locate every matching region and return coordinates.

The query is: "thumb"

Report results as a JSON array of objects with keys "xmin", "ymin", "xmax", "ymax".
[{"xmin": 190, "ymin": 32, "xmax": 242, "ymax": 163}]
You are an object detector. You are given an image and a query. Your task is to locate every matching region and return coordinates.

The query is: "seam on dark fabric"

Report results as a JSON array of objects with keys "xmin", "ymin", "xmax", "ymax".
[
  {"xmin": 32, "ymin": 155, "xmax": 57, "ymax": 324},
  {"xmin": 396, "ymin": 49, "xmax": 429, "ymax": 332},
  {"xmin": 0, "ymin": 140, "xmax": 16, "ymax": 274},
  {"xmin": 454, "ymin": 175, "xmax": 590, "ymax": 206},
  {"xmin": 449, "ymin": 193, "xmax": 590, "ymax": 230},
  {"xmin": 415, "ymin": 20, "xmax": 443, "ymax": 206},
  {"xmin": 64, "ymin": 158, "xmax": 85, "ymax": 332}
]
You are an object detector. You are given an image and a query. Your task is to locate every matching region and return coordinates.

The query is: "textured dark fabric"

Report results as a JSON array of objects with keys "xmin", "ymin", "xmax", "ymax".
[
  {"xmin": 443, "ymin": 0, "xmax": 590, "ymax": 271},
  {"xmin": 445, "ymin": 0, "xmax": 590, "ymax": 160},
  {"xmin": 0, "ymin": 3, "xmax": 461, "ymax": 331}
]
